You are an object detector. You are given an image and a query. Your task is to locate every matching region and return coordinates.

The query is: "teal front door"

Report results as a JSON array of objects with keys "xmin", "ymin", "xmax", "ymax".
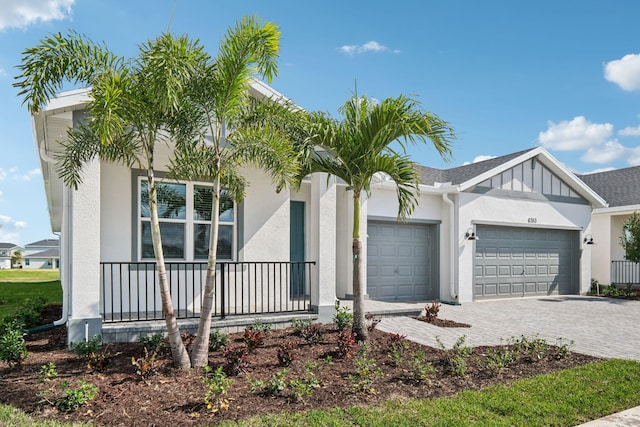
[{"xmin": 290, "ymin": 201, "xmax": 305, "ymax": 296}]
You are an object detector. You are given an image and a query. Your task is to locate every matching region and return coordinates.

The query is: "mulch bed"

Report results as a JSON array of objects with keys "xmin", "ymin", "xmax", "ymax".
[
  {"xmin": 411, "ymin": 316, "xmax": 471, "ymax": 328},
  {"xmin": 0, "ymin": 305, "xmax": 601, "ymax": 426}
]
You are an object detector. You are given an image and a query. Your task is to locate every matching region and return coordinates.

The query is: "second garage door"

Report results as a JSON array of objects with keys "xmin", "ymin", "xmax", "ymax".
[
  {"xmin": 474, "ymin": 225, "xmax": 579, "ymax": 300},
  {"xmin": 367, "ymin": 221, "xmax": 438, "ymax": 301}
]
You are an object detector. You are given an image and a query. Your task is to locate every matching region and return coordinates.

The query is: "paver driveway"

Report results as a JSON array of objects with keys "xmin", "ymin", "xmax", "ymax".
[{"xmin": 369, "ymin": 296, "xmax": 640, "ymax": 360}]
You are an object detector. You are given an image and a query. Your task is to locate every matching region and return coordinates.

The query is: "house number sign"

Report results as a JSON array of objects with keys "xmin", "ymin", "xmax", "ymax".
[{"xmin": 527, "ymin": 218, "xmax": 537, "ymax": 224}]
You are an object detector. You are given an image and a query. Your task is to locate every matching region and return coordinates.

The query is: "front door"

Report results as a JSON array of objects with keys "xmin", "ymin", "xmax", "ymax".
[{"xmin": 290, "ymin": 201, "xmax": 305, "ymax": 296}]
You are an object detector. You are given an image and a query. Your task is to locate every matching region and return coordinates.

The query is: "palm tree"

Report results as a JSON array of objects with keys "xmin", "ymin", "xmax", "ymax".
[
  {"xmin": 14, "ymin": 31, "xmax": 207, "ymax": 369},
  {"xmin": 304, "ymin": 94, "xmax": 455, "ymax": 341},
  {"xmin": 166, "ymin": 16, "xmax": 306, "ymax": 367}
]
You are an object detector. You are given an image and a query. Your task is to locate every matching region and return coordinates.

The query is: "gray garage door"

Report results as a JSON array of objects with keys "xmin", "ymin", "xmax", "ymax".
[
  {"xmin": 474, "ymin": 225, "xmax": 579, "ymax": 300},
  {"xmin": 367, "ymin": 221, "xmax": 438, "ymax": 301}
]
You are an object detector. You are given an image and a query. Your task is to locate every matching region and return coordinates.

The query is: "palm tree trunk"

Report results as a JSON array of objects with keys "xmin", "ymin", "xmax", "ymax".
[
  {"xmin": 190, "ymin": 172, "xmax": 221, "ymax": 367},
  {"xmin": 352, "ymin": 193, "xmax": 368, "ymax": 341},
  {"xmin": 148, "ymin": 171, "xmax": 191, "ymax": 369}
]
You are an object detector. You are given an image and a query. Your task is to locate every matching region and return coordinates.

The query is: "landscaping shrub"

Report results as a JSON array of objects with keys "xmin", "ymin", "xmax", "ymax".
[{"xmin": 0, "ymin": 325, "xmax": 28, "ymax": 368}]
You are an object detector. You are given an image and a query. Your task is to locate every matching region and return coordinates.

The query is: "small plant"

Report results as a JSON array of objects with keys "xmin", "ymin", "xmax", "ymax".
[
  {"xmin": 276, "ymin": 341, "xmax": 296, "ymax": 367},
  {"xmin": 265, "ymin": 369, "xmax": 288, "ymax": 395},
  {"xmin": 337, "ymin": 328, "xmax": 357, "ymax": 359},
  {"xmin": 291, "ymin": 317, "xmax": 313, "ymax": 335},
  {"xmin": 38, "ymin": 362, "xmax": 59, "ymax": 382},
  {"xmin": 333, "ymin": 300, "xmax": 353, "ymax": 331},
  {"xmin": 132, "ymin": 347, "xmax": 157, "ymax": 381},
  {"xmin": 209, "ymin": 329, "xmax": 229, "ymax": 351},
  {"xmin": 408, "ymin": 349, "xmax": 436, "ymax": 382},
  {"xmin": 202, "ymin": 366, "xmax": 233, "ymax": 413},
  {"xmin": 138, "ymin": 333, "xmax": 166, "ymax": 353},
  {"xmin": 247, "ymin": 320, "xmax": 272, "ymax": 334},
  {"xmin": 348, "ymin": 345, "xmax": 384, "ymax": 394},
  {"xmin": 481, "ymin": 344, "xmax": 516, "ymax": 375},
  {"xmin": 243, "ymin": 327, "xmax": 266, "ymax": 353},
  {"xmin": 0, "ymin": 325, "xmax": 28, "ymax": 368},
  {"xmin": 365, "ymin": 312, "xmax": 381, "ymax": 332},
  {"xmin": 424, "ymin": 301, "xmax": 441, "ymax": 322},
  {"xmin": 553, "ymin": 338, "xmax": 574, "ymax": 359},
  {"xmin": 437, "ymin": 335, "xmax": 472, "ymax": 376},
  {"xmin": 388, "ymin": 333, "xmax": 409, "ymax": 367},
  {"xmin": 11, "ymin": 296, "xmax": 47, "ymax": 329},
  {"xmin": 297, "ymin": 322, "xmax": 322, "ymax": 344},
  {"xmin": 41, "ymin": 380, "xmax": 98, "ymax": 412},
  {"xmin": 510, "ymin": 335, "xmax": 549, "ymax": 363},
  {"xmin": 222, "ymin": 346, "xmax": 249, "ymax": 376},
  {"xmin": 71, "ymin": 335, "xmax": 103, "ymax": 359},
  {"xmin": 72, "ymin": 336, "xmax": 112, "ymax": 372}
]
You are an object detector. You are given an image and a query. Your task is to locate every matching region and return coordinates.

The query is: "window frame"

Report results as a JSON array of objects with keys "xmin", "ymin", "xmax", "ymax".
[{"xmin": 137, "ymin": 176, "xmax": 236, "ymax": 262}]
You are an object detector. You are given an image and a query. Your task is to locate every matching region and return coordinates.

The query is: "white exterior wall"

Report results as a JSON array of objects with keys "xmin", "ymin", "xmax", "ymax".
[
  {"xmin": 457, "ymin": 192, "xmax": 592, "ymax": 302},
  {"xmin": 100, "ymin": 161, "xmax": 132, "ymax": 261},
  {"xmin": 66, "ymin": 159, "xmax": 102, "ymax": 344},
  {"xmin": 240, "ymin": 167, "xmax": 290, "ymax": 261},
  {"xmin": 590, "ymin": 213, "xmax": 612, "ymax": 284}
]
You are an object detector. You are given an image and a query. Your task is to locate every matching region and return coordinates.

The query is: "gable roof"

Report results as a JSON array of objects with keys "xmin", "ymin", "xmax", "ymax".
[
  {"xmin": 24, "ymin": 248, "xmax": 60, "ymax": 259},
  {"xmin": 418, "ymin": 148, "xmax": 536, "ymax": 186},
  {"xmin": 578, "ymin": 166, "xmax": 640, "ymax": 208},
  {"xmin": 417, "ymin": 147, "xmax": 607, "ymax": 208},
  {"xmin": 25, "ymin": 239, "xmax": 59, "ymax": 248},
  {"xmin": 0, "ymin": 242, "xmax": 20, "ymax": 249}
]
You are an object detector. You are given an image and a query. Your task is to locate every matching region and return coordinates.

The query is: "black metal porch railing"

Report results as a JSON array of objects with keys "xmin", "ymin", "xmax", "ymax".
[
  {"xmin": 611, "ymin": 260, "xmax": 640, "ymax": 285},
  {"xmin": 100, "ymin": 261, "xmax": 315, "ymax": 323}
]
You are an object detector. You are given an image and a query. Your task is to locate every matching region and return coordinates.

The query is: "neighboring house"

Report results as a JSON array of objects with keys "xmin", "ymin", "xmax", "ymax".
[
  {"xmin": 32, "ymin": 84, "xmax": 607, "ymax": 344},
  {"xmin": 0, "ymin": 242, "xmax": 23, "ymax": 268},
  {"xmin": 22, "ymin": 239, "xmax": 60, "ymax": 269},
  {"xmin": 578, "ymin": 166, "xmax": 640, "ymax": 286}
]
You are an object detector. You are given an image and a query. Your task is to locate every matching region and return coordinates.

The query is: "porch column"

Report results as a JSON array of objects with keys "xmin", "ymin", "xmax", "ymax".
[
  {"xmin": 66, "ymin": 158, "xmax": 102, "ymax": 346},
  {"xmin": 310, "ymin": 173, "xmax": 337, "ymax": 322}
]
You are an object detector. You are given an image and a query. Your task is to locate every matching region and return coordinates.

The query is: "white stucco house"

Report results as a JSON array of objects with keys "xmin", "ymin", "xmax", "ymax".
[
  {"xmin": 32, "ymin": 83, "xmax": 609, "ymax": 344},
  {"xmin": 23, "ymin": 239, "xmax": 60, "ymax": 269},
  {"xmin": 578, "ymin": 167, "xmax": 640, "ymax": 286},
  {"xmin": 0, "ymin": 242, "xmax": 22, "ymax": 269}
]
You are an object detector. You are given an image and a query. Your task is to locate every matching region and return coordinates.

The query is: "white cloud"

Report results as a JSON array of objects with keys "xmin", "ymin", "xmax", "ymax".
[
  {"xmin": 0, "ymin": 167, "xmax": 41, "ymax": 181},
  {"xmin": 627, "ymin": 147, "xmax": 640, "ymax": 166},
  {"xmin": 0, "ymin": 214, "xmax": 27, "ymax": 243},
  {"xmin": 0, "ymin": 0, "xmax": 74, "ymax": 30},
  {"xmin": 14, "ymin": 168, "xmax": 41, "ymax": 181},
  {"xmin": 580, "ymin": 140, "xmax": 627, "ymax": 164},
  {"xmin": 604, "ymin": 53, "xmax": 640, "ymax": 91},
  {"xmin": 538, "ymin": 116, "xmax": 613, "ymax": 151},
  {"xmin": 0, "ymin": 68, "xmax": 6, "ymax": 78},
  {"xmin": 338, "ymin": 40, "xmax": 400, "ymax": 55},
  {"xmin": 580, "ymin": 166, "xmax": 616, "ymax": 174},
  {"xmin": 462, "ymin": 155, "xmax": 497, "ymax": 166},
  {"xmin": 619, "ymin": 125, "xmax": 640, "ymax": 136}
]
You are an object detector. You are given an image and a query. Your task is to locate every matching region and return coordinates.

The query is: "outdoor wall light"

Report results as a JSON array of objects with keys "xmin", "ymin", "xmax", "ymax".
[
  {"xmin": 583, "ymin": 234, "xmax": 595, "ymax": 245},
  {"xmin": 464, "ymin": 228, "xmax": 479, "ymax": 240}
]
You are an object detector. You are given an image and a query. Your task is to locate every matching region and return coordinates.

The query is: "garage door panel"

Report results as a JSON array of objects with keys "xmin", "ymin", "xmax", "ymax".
[
  {"xmin": 475, "ymin": 225, "xmax": 577, "ymax": 300},
  {"xmin": 367, "ymin": 222, "xmax": 436, "ymax": 301}
]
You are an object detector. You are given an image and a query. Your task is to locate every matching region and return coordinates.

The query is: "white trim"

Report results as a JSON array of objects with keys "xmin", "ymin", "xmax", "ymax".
[{"xmin": 593, "ymin": 204, "xmax": 640, "ymax": 215}]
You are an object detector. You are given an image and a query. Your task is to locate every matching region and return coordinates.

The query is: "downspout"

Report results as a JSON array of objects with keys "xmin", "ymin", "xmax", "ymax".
[
  {"xmin": 442, "ymin": 192, "xmax": 459, "ymax": 303},
  {"xmin": 28, "ymin": 136, "xmax": 69, "ymax": 333}
]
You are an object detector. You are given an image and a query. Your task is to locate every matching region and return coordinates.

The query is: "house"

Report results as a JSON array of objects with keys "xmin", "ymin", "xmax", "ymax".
[
  {"xmin": 0, "ymin": 242, "xmax": 23, "ymax": 269},
  {"xmin": 578, "ymin": 167, "xmax": 640, "ymax": 286},
  {"xmin": 32, "ymin": 83, "xmax": 607, "ymax": 345},
  {"xmin": 23, "ymin": 239, "xmax": 60, "ymax": 269}
]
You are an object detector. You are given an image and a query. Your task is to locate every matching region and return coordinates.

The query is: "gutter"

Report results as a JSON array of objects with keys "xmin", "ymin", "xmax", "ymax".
[{"xmin": 442, "ymin": 192, "xmax": 459, "ymax": 303}]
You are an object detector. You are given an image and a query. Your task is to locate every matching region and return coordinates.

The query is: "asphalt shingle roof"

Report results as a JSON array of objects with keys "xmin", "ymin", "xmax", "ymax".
[
  {"xmin": 24, "ymin": 248, "xmax": 60, "ymax": 258},
  {"xmin": 577, "ymin": 166, "xmax": 640, "ymax": 208},
  {"xmin": 418, "ymin": 148, "xmax": 536, "ymax": 186},
  {"xmin": 25, "ymin": 239, "xmax": 59, "ymax": 248},
  {"xmin": 0, "ymin": 242, "xmax": 19, "ymax": 249}
]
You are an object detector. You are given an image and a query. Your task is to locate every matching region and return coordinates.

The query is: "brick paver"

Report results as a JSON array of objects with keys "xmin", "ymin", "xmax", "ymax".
[{"xmin": 357, "ymin": 296, "xmax": 640, "ymax": 360}]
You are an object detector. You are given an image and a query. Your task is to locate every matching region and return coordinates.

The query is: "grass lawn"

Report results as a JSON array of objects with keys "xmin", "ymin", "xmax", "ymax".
[
  {"xmin": 1, "ymin": 359, "xmax": 639, "ymax": 426},
  {"xmin": 0, "ymin": 269, "xmax": 61, "ymax": 319}
]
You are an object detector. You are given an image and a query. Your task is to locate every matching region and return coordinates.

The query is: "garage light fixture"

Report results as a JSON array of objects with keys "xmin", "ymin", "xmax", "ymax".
[
  {"xmin": 583, "ymin": 234, "xmax": 595, "ymax": 245},
  {"xmin": 464, "ymin": 228, "xmax": 479, "ymax": 240}
]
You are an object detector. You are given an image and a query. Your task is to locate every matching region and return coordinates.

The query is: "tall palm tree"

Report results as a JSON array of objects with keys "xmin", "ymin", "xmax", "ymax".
[
  {"xmin": 167, "ymin": 16, "xmax": 306, "ymax": 367},
  {"xmin": 304, "ymin": 94, "xmax": 455, "ymax": 341},
  {"xmin": 15, "ymin": 31, "xmax": 207, "ymax": 369}
]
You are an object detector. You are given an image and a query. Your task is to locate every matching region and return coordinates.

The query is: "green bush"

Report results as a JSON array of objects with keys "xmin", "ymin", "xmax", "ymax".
[
  {"xmin": 138, "ymin": 333, "xmax": 166, "ymax": 352},
  {"xmin": 333, "ymin": 301, "xmax": 353, "ymax": 331},
  {"xmin": 209, "ymin": 329, "xmax": 229, "ymax": 351},
  {"xmin": 203, "ymin": 366, "xmax": 233, "ymax": 413},
  {"xmin": 54, "ymin": 380, "xmax": 98, "ymax": 412},
  {"xmin": 0, "ymin": 326, "xmax": 28, "ymax": 368}
]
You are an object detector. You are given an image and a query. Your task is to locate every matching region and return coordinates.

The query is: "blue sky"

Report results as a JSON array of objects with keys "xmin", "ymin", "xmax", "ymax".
[{"xmin": 1, "ymin": 0, "xmax": 640, "ymax": 245}]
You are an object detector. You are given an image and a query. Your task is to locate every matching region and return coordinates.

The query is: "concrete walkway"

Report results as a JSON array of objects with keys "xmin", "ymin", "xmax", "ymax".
[{"xmin": 348, "ymin": 296, "xmax": 640, "ymax": 426}]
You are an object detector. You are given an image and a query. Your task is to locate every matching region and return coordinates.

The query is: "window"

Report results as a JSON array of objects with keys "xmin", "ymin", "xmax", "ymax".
[
  {"xmin": 24, "ymin": 259, "xmax": 30, "ymax": 266},
  {"xmin": 139, "ymin": 179, "xmax": 235, "ymax": 261}
]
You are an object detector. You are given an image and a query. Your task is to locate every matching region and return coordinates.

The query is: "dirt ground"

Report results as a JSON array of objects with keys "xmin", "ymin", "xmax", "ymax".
[{"xmin": 0, "ymin": 304, "xmax": 601, "ymax": 426}]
